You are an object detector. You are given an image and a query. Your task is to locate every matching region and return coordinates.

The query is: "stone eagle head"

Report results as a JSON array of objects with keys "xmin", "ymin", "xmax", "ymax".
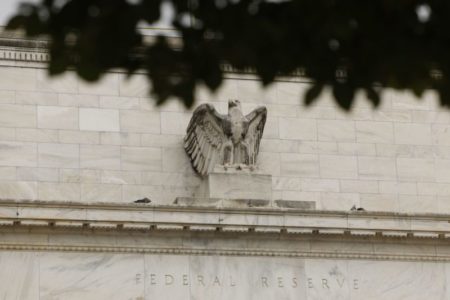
[{"xmin": 228, "ymin": 99, "xmax": 241, "ymax": 110}]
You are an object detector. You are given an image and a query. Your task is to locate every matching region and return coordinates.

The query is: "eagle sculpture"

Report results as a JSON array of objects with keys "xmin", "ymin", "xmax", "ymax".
[{"xmin": 184, "ymin": 100, "xmax": 267, "ymax": 176}]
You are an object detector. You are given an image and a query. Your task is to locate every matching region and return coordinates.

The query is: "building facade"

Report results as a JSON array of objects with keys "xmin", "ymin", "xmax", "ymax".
[{"xmin": 1, "ymin": 32, "xmax": 450, "ymax": 299}]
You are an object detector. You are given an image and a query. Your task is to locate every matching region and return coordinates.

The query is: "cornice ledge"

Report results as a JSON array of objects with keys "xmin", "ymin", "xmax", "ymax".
[
  {"xmin": 1, "ymin": 243, "xmax": 450, "ymax": 262},
  {"xmin": 1, "ymin": 199, "xmax": 450, "ymax": 239}
]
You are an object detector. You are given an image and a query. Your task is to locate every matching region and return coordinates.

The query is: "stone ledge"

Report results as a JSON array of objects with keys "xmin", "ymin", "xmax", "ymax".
[
  {"xmin": 0, "ymin": 199, "xmax": 450, "ymax": 239},
  {"xmin": 174, "ymin": 197, "xmax": 315, "ymax": 210}
]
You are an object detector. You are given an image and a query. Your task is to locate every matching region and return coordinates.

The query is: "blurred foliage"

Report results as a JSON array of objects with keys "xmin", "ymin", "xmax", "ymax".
[{"xmin": 6, "ymin": 0, "xmax": 450, "ymax": 109}]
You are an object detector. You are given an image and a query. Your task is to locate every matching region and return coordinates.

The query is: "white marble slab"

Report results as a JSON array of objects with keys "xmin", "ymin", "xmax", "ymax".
[
  {"xmin": 39, "ymin": 253, "xmax": 144, "ymax": 300},
  {"xmin": 2, "ymin": 251, "xmax": 450, "ymax": 299},
  {"xmin": 0, "ymin": 252, "xmax": 39, "ymax": 300}
]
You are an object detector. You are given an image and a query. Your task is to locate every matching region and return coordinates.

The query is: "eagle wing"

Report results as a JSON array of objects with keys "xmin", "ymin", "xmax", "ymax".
[
  {"xmin": 184, "ymin": 104, "xmax": 228, "ymax": 176},
  {"xmin": 244, "ymin": 106, "xmax": 267, "ymax": 165}
]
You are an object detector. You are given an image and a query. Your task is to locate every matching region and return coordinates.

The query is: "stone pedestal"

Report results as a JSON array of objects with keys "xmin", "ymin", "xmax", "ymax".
[{"xmin": 196, "ymin": 166, "xmax": 272, "ymax": 201}]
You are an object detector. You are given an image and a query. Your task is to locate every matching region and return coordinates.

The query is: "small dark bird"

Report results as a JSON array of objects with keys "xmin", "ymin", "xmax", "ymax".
[
  {"xmin": 134, "ymin": 197, "xmax": 151, "ymax": 204},
  {"xmin": 350, "ymin": 205, "xmax": 365, "ymax": 212}
]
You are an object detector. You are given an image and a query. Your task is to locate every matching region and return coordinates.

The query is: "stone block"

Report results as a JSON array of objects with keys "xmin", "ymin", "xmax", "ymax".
[
  {"xmin": 390, "ymin": 90, "xmax": 432, "ymax": 110},
  {"xmin": 162, "ymin": 147, "xmax": 194, "ymax": 173},
  {"xmin": 280, "ymin": 190, "xmax": 321, "ymax": 202},
  {"xmin": 16, "ymin": 91, "xmax": 58, "ymax": 105},
  {"xmin": 432, "ymin": 124, "xmax": 450, "ymax": 146},
  {"xmin": 318, "ymin": 192, "xmax": 360, "ymax": 210},
  {"xmin": 276, "ymin": 81, "xmax": 306, "ymax": 105},
  {"xmin": 79, "ymin": 108, "xmax": 119, "ymax": 132},
  {"xmin": 394, "ymin": 123, "xmax": 432, "ymax": 145},
  {"xmin": 102, "ymin": 170, "xmax": 141, "ymax": 184},
  {"xmin": 38, "ymin": 106, "xmax": 78, "ymax": 130},
  {"xmin": 0, "ymin": 166, "xmax": 16, "ymax": 180},
  {"xmin": 59, "ymin": 130, "xmax": 99, "ymax": 144},
  {"xmin": 39, "ymin": 253, "xmax": 144, "ymax": 300},
  {"xmin": 0, "ymin": 181, "xmax": 37, "ymax": 200},
  {"xmin": 38, "ymin": 182, "xmax": 80, "ymax": 201},
  {"xmin": 279, "ymin": 118, "xmax": 317, "ymax": 140},
  {"xmin": 397, "ymin": 157, "xmax": 435, "ymax": 181},
  {"xmin": 196, "ymin": 167, "xmax": 272, "ymax": 200},
  {"xmin": 100, "ymin": 132, "xmax": 141, "ymax": 146},
  {"xmin": 0, "ymin": 104, "xmax": 36, "ymax": 128},
  {"xmin": 161, "ymin": 112, "xmax": 191, "ymax": 135},
  {"xmin": 301, "ymin": 178, "xmax": 340, "ymax": 192},
  {"xmin": 319, "ymin": 155, "xmax": 357, "ymax": 179},
  {"xmin": 38, "ymin": 143, "xmax": 79, "ymax": 168},
  {"xmin": 0, "ymin": 252, "xmax": 39, "ymax": 300},
  {"xmin": 280, "ymin": 153, "xmax": 319, "ymax": 177},
  {"xmin": 317, "ymin": 120, "xmax": 355, "ymax": 142},
  {"xmin": 0, "ymin": 90, "xmax": 15, "ymax": 104},
  {"xmin": 260, "ymin": 139, "xmax": 298, "ymax": 153},
  {"xmin": 435, "ymin": 159, "xmax": 450, "ymax": 183},
  {"xmin": 337, "ymin": 142, "xmax": 376, "ymax": 155},
  {"xmin": 298, "ymin": 141, "xmax": 338, "ymax": 154},
  {"xmin": 379, "ymin": 181, "xmax": 417, "ymax": 195},
  {"xmin": 120, "ymin": 110, "xmax": 160, "ymax": 133},
  {"xmin": 80, "ymin": 144, "xmax": 120, "ymax": 170},
  {"xmin": 356, "ymin": 121, "xmax": 394, "ymax": 144},
  {"xmin": 372, "ymin": 109, "xmax": 412, "ymax": 122},
  {"xmin": 16, "ymin": 128, "xmax": 58, "ymax": 143},
  {"xmin": 358, "ymin": 156, "xmax": 397, "ymax": 180},
  {"xmin": 340, "ymin": 179, "xmax": 379, "ymax": 193},
  {"xmin": 0, "ymin": 66, "xmax": 36, "ymax": 91},
  {"xmin": 275, "ymin": 200, "xmax": 315, "ymax": 209},
  {"xmin": 263, "ymin": 117, "xmax": 279, "ymax": 139},
  {"xmin": 121, "ymin": 146, "xmax": 162, "ymax": 171},
  {"xmin": 0, "ymin": 141, "xmax": 37, "ymax": 167},
  {"xmin": 59, "ymin": 93, "xmax": 99, "ymax": 107},
  {"xmin": 99, "ymin": 95, "xmax": 140, "ymax": 109},
  {"xmin": 81, "ymin": 183, "xmax": 122, "ymax": 202},
  {"xmin": 0, "ymin": 128, "xmax": 15, "ymax": 141},
  {"xmin": 17, "ymin": 167, "xmax": 58, "ymax": 182}
]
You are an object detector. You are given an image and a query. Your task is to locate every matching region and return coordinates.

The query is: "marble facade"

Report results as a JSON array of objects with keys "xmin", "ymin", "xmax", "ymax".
[
  {"xmin": 3, "ymin": 251, "xmax": 450, "ymax": 300},
  {"xmin": 1, "ymin": 31, "xmax": 450, "ymax": 299},
  {"xmin": 0, "ymin": 35, "xmax": 448, "ymax": 213}
]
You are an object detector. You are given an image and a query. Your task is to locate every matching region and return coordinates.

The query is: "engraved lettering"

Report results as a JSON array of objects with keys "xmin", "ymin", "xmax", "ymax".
[
  {"xmin": 135, "ymin": 273, "xmax": 142, "ymax": 284},
  {"xmin": 261, "ymin": 277, "xmax": 269, "ymax": 287},
  {"xmin": 183, "ymin": 274, "xmax": 189, "ymax": 286},
  {"xmin": 277, "ymin": 277, "xmax": 284, "ymax": 288},
  {"xmin": 353, "ymin": 279, "xmax": 359, "ymax": 290},
  {"xmin": 292, "ymin": 277, "xmax": 298, "ymax": 288},
  {"xmin": 165, "ymin": 274, "xmax": 174, "ymax": 285},
  {"xmin": 150, "ymin": 274, "xmax": 156, "ymax": 285},
  {"xmin": 230, "ymin": 276, "xmax": 236, "ymax": 287},
  {"xmin": 307, "ymin": 278, "xmax": 313, "ymax": 288},
  {"xmin": 213, "ymin": 276, "xmax": 221, "ymax": 286},
  {"xmin": 322, "ymin": 279, "xmax": 329, "ymax": 289},
  {"xmin": 336, "ymin": 277, "xmax": 345, "ymax": 288},
  {"xmin": 197, "ymin": 275, "xmax": 205, "ymax": 286}
]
